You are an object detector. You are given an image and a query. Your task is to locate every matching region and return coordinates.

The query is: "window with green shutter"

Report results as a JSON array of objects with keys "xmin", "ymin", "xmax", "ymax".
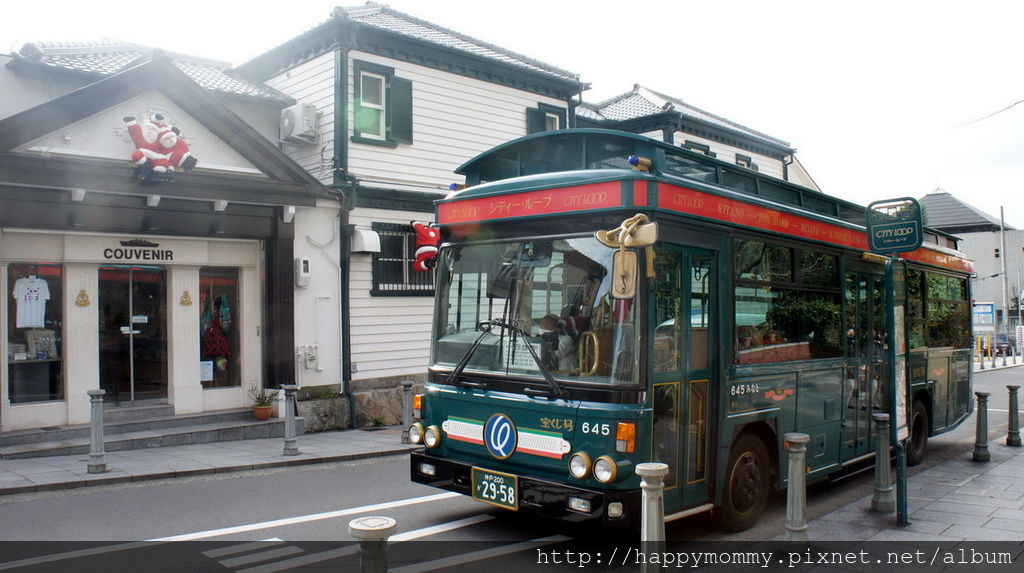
[{"xmin": 352, "ymin": 61, "xmax": 413, "ymax": 147}]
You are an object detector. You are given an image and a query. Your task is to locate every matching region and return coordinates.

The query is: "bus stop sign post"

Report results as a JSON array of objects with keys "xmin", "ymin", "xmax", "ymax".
[{"xmin": 868, "ymin": 198, "xmax": 921, "ymax": 527}]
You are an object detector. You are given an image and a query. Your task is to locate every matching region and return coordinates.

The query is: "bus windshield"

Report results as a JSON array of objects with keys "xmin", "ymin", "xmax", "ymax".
[{"xmin": 432, "ymin": 236, "xmax": 639, "ymax": 386}]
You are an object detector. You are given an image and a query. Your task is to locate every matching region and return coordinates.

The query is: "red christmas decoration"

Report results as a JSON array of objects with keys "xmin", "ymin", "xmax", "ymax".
[
  {"xmin": 411, "ymin": 221, "xmax": 440, "ymax": 272},
  {"xmin": 124, "ymin": 114, "xmax": 198, "ymax": 183}
]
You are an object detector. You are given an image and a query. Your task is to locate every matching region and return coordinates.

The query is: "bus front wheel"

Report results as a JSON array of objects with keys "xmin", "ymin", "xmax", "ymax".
[
  {"xmin": 715, "ymin": 433, "xmax": 771, "ymax": 532},
  {"xmin": 907, "ymin": 400, "xmax": 929, "ymax": 466}
]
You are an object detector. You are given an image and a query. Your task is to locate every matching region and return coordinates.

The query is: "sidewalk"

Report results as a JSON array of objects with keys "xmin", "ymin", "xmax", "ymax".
[
  {"xmin": 799, "ymin": 434, "xmax": 1024, "ymax": 541},
  {"xmin": 0, "ymin": 427, "xmax": 417, "ymax": 495}
]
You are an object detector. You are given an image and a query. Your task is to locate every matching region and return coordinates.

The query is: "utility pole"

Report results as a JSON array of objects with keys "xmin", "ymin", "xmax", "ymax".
[{"xmin": 1001, "ymin": 207, "xmax": 1009, "ymax": 334}]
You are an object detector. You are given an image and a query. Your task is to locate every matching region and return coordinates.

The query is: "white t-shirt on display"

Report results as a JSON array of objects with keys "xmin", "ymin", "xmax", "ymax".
[{"xmin": 13, "ymin": 276, "xmax": 50, "ymax": 328}]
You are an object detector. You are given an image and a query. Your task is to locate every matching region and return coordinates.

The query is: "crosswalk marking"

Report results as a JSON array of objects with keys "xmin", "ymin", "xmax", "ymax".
[
  {"xmin": 390, "ymin": 535, "xmax": 572, "ymax": 573},
  {"xmin": 219, "ymin": 546, "xmax": 306, "ymax": 569},
  {"xmin": 202, "ymin": 541, "xmax": 286, "ymax": 559}
]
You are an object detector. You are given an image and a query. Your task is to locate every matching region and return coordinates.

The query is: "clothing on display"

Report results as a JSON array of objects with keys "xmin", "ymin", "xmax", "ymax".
[{"xmin": 13, "ymin": 276, "xmax": 50, "ymax": 328}]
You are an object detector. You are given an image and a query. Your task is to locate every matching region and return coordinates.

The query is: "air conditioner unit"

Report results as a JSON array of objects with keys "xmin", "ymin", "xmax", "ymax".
[{"xmin": 280, "ymin": 102, "xmax": 318, "ymax": 144}]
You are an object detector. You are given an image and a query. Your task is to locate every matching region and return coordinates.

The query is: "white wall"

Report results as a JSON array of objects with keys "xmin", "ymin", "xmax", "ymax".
[
  {"xmin": 292, "ymin": 201, "xmax": 344, "ymax": 388},
  {"xmin": 348, "ymin": 207, "xmax": 435, "ymax": 380},
  {"xmin": 346, "ymin": 50, "xmax": 568, "ymax": 193},
  {"xmin": 265, "ymin": 51, "xmax": 337, "ymax": 184}
]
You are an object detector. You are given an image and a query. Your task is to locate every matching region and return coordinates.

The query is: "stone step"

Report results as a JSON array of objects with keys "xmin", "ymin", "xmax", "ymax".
[
  {"xmin": 0, "ymin": 416, "xmax": 305, "ymax": 459},
  {"xmin": 0, "ymin": 408, "xmax": 271, "ymax": 448},
  {"xmin": 102, "ymin": 403, "xmax": 175, "ymax": 423}
]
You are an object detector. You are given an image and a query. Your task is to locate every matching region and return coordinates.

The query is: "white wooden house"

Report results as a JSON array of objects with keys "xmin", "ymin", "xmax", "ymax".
[{"xmin": 234, "ymin": 3, "xmax": 585, "ymax": 422}]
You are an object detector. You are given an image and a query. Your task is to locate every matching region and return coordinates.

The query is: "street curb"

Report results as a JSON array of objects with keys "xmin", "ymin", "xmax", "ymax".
[{"xmin": 0, "ymin": 445, "xmax": 419, "ymax": 496}]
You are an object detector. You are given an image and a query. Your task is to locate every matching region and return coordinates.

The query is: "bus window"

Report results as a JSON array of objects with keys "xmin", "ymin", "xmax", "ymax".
[{"xmin": 432, "ymin": 237, "xmax": 640, "ymax": 386}]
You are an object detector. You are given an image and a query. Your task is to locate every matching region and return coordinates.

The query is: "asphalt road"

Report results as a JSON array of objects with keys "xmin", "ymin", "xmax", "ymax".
[{"xmin": 0, "ymin": 367, "xmax": 1018, "ymax": 570}]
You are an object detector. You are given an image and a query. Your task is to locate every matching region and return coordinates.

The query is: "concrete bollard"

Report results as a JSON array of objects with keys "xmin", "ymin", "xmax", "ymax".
[
  {"xmin": 282, "ymin": 385, "xmax": 299, "ymax": 456},
  {"xmin": 871, "ymin": 413, "xmax": 895, "ymax": 513},
  {"xmin": 87, "ymin": 389, "xmax": 106, "ymax": 474},
  {"xmin": 636, "ymin": 462, "xmax": 668, "ymax": 573},
  {"xmin": 349, "ymin": 516, "xmax": 397, "ymax": 573},
  {"xmin": 783, "ymin": 433, "xmax": 810, "ymax": 541},
  {"xmin": 973, "ymin": 392, "xmax": 991, "ymax": 462},
  {"xmin": 1007, "ymin": 385, "xmax": 1022, "ymax": 447},
  {"xmin": 401, "ymin": 380, "xmax": 414, "ymax": 444}
]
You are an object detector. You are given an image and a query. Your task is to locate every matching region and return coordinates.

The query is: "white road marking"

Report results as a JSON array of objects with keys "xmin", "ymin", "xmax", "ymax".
[
  {"xmin": 237, "ymin": 515, "xmax": 493, "ymax": 573},
  {"xmin": 148, "ymin": 491, "xmax": 461, "ymax": 541},
  {"xmin": 390, "ymin": 514, "xmax": 494, "ymax": 541},
  {"xmin": 390, "ymin": 534, "xmax": 572, "ymax": 573},
  {"xmin": 0, "ymin": 542, "xmax": 160, "ymax": 571},
  {"xmin": 202, "ymin": 541, "xmax": 286, "ymax": 558},
  {"xmin": 219, "ymin": 546, "xmax": 305, "ymax": 569}
]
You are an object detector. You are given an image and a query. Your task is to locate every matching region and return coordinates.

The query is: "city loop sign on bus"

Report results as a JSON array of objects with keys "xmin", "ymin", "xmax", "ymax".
[{"xmin": 866, "ymin": 197, "xmax": 924, "ymax": 254}]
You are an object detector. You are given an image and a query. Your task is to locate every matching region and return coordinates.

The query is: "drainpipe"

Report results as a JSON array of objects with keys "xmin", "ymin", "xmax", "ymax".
[{"xmin": 783, "ymin": 153, "xmax": 794, "ymax": 182}]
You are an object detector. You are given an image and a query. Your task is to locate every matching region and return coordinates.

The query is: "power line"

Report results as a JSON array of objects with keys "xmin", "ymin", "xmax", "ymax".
[{"xmin": 959, "ymin": 98, "xmax": 1024, "ymax": 127}]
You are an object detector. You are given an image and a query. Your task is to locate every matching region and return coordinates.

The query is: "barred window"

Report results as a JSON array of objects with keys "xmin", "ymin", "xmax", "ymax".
[{"xmin": 370, "ymin": 222, "xmax": 435, "ymax": 296}]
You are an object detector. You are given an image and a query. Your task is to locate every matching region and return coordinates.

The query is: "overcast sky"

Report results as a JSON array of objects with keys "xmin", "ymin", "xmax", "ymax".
[{"xmin": 4, "ymin": 1, "xmax": 1024, "ymax": 226}]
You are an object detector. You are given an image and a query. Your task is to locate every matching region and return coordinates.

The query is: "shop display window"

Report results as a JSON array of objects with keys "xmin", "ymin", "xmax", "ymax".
[
  {"xmin": 7, "ymin": 263, "xmax": 64, "ymax": 402},
  {"xmin": 200, "ymin": 267, "xmax": 240, "ymax": 389}
]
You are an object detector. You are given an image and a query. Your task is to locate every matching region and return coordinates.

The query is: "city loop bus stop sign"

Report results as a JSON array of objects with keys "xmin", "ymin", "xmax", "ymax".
[{"xmin": 866, "ymin": 197, "xmax": 923, "ymax": 254}]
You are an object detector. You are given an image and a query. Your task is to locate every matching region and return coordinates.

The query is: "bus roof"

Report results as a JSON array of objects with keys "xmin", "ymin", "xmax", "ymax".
[{"xmin": 441, "ymin": 129, "xmax": 972, "ymax": 273}]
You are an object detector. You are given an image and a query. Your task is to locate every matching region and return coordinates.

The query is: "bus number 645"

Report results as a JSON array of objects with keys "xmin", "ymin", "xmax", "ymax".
[{"xmin": 580, "ymin": 422, "xmax": 610, "ymax": 436}]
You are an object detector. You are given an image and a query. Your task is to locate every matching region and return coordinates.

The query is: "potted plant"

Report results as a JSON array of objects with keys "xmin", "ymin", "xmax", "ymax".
[{"xmin": 248, "ymin": 384, "xmax": 280, "ymax": 421}]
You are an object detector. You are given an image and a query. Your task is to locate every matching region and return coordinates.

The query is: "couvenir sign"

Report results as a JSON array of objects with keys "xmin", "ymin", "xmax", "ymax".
[{"xmin": 65, "ymin": 235, "xmax": 209, "ymax": 265}]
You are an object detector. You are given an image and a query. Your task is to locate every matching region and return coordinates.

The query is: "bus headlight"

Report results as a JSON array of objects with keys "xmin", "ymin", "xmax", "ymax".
[
  {"xmin": 423, "ymin": 425, "xmax": 442, "ymax": 448},
  {"xmin": 594, "ymin": 456, "xmax": 618, "ymax": 483},
  {"xmin": 408, "ymin": 423, "xmax": 424, "ymax": 444},
  {"xmin": 569, "ymin": 452, "xmax": 591, "ymax": 479}
]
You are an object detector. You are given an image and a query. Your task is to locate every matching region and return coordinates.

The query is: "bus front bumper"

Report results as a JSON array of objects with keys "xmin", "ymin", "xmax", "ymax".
[{"xmin": 410, "ymin": 451, "xmax": 640, "ymax": 527}]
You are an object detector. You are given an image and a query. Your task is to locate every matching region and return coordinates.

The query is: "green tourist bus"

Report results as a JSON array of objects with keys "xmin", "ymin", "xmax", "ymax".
[{"xmin": 408, "ymin": 129, "xmax": 973, "ymax": 531}]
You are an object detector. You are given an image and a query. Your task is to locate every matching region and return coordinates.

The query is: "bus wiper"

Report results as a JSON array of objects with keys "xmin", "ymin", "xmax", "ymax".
[
  {"xmin": 447, "ymin": 321, "xmax": 498, "ymax": 388},
  {"xmin": 487, "ymin": 319, "xmax": 569, "ymax": 399}
]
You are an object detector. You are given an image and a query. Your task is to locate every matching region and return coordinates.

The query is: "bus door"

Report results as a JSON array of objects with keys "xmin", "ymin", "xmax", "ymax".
[
  {"xmin": 842, "ymin": 271, "xmax": 887, "ymax": 459},
  {"xmin": 651, "ymin": 247, "xmax": 715, "ymax": 510}
]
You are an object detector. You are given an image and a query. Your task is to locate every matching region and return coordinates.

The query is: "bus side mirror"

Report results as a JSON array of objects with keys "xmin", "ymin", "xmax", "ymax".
[{"xmin": 611, "ymin": 250, "xmax": 638, "ymax": 299}]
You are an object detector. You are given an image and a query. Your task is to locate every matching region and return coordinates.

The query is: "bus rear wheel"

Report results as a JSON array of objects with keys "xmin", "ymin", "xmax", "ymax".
[
  {"xmin": 714, "ymin": 433, "xmax": 771, "ymax": 532},
  {"xmin": 907, "ymin": 400, "xmax": 929, "ymax": 466}
]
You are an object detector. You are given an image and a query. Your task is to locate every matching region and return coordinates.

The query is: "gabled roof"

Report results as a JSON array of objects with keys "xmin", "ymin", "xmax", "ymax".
[
  {"xmin": 579, "ymin": 84, "xmax": 792, "ymax": 151},
  {"xmin": 919, "ymin": 189, "xmax": 1013, "ymax": 233},
  {"xmin": 0, "ymin": 51, "xmax": 324, "ymax": 206},
  {"xmin": 236, "ymin": 3, "xmax": 583, "ymax": 98},
  {"xmin": 9, "ymin": 41, "xmax": 294, "ymax": 105},
  {"xmin": 338, "ymin": 2, "xmax": 579, "ymax": 83}
]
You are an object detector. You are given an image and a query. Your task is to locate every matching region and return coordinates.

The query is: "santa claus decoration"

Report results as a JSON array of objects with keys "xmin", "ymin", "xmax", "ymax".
[
  {"xmin": 123, "ymin": 114, "xmax": 198, "ymax": 184},
  {"xmin": 411, "ymin": 221, "xmax": 440, "ymax": 272}
]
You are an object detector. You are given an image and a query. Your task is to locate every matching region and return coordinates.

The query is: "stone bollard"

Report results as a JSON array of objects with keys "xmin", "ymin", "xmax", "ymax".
[
  {"xmin": 783, "ymin": 433, "xmax": 810, "ymax": 541},
  {"xmin": 636, "ymin": 462, "xmax": 668, "ymax": 573},
  {"xmin": 282, "ymin": 385, "xmax": 299, "ymax": 456},
  {"xmin": 871, "ymin": 414, "xmax": 895, "ymax": 513},
  {"xmin": 973, "ymin": 392, "xmax": 991, "ymax": 462},
  {"xmin": 1008, "ymin": 386, "xmax": 1022, "ymax": 447},
  {"xmin": 349, "ymin": 516, "xmax": 397, "ymax": 573},
  {"xmin": 401, "ymin": 380, "xmax": 414, "ymax": 444},
  {"xmin": 87, "ymin": 389, "xmax": 107, "ymax": 474}
]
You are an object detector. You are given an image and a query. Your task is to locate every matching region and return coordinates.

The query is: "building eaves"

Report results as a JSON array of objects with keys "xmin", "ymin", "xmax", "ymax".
[
  {"xmin": 337, "ymin": 2, "xmax": 580, "ymax": 84},
  {"xmin": 10, "ymin": 41, "xmax": 294, "ymax": 106},
  {"xmin": 582, "ymin": 84, "xmax": 793, "ymax": 151},
  {"xmin": 920, "ymin": 190, "xmax": 1013, "ymax": 231}
]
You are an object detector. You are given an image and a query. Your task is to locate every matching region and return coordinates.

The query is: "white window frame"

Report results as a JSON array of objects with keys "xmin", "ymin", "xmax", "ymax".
[{"xmin": 358, "ymin": 71, "xmax": 387, "ymax": 141}]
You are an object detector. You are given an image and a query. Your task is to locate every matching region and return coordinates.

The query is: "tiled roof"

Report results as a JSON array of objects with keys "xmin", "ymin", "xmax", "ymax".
[
  {"xmin": 12, "ymin": 41, "xmax": 293, "ymax": 105},
  {"xmin": 336, "ymin": 2, "xmax": 580, "ymax": 83},
  {"xmin": 919, "ymin": 190, "xmax": 1013, "ymax": 232},
  {"xmin": 582, "ymin": 84, "xmax": 791, "ymax": 150}
]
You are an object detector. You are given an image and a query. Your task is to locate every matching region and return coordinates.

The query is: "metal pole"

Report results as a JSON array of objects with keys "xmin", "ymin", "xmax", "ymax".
[
  {"xmin": 401, "ymin": 380, "xmax": 414, "ymax": 444},
  {"xmin": 1001, "ymin": 207, "xmax": 1010, "ymax": 337},
  {"xmin": 349, "ymin": 516, "xmax": 397, "ymax": 573},
  {"xmin": 973, "ymin": 392, "xmax": 991, "ymax": 462},
  {"xmin": 977, "ymin": 336, "xmax": 985, "ymax": 370},
  {"xmin": 87, "ymin": 389, "xmax": 106, "ymax": 474},
  {"xmin": 783, "ymin": 433, "xmax": 810, "ymax": 541},
  {"xmin": 282, "ymin": 384, "xmax": 299, "ymax": 456},
  {"xmin": 1008, "ymin": 385, "xmax": 1022, "ymax": 447},
  {"xmin": 871, "ymin": 414, "xmax": 895, "ymax": 513}
]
